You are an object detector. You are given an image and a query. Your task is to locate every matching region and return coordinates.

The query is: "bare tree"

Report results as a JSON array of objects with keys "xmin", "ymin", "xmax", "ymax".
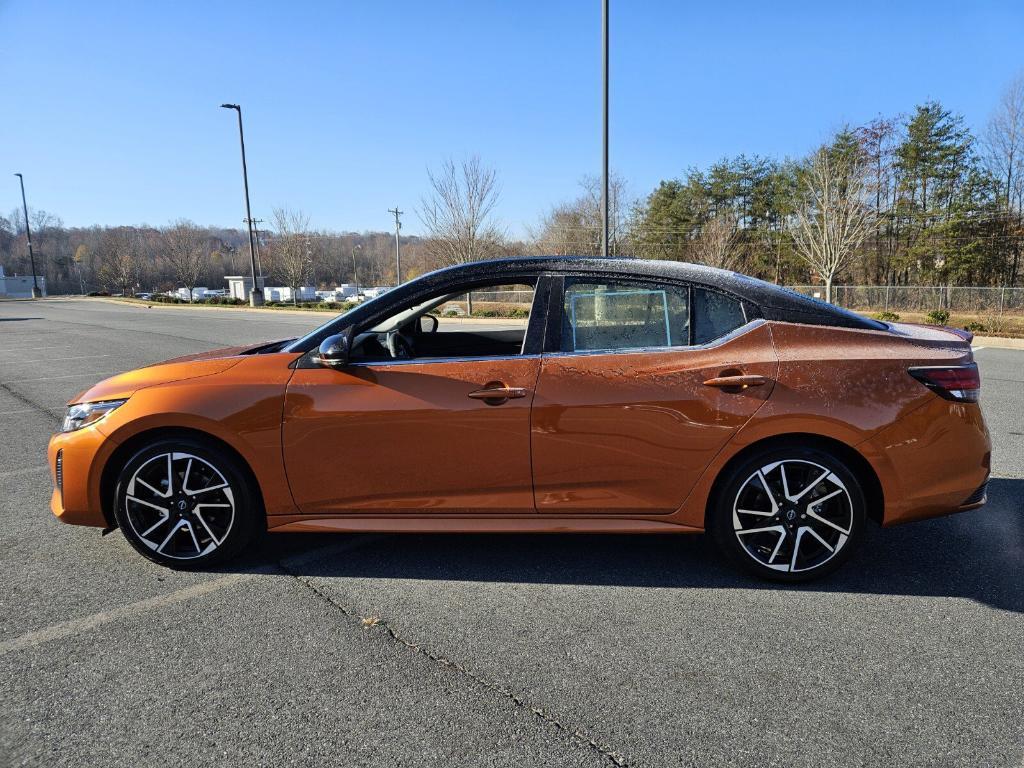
[
  {"xmin": 530, "ymin": 174, "xmax": 630, "ymax": 257},
  {"xmin": 97, "ymin": 228, "xmax": 141, "ymax": 296},
  {"xmin": 418, "ymin": 156, "xmax": 505, "ymax": 268},
  {"xmin": 985, "ymin": 74, "xmax": 1024, "ymax": 212},
  {"xmin": 691, "ymin": 211, "xmax": 739, "ymax": 269},
  {"xmin": 161, "ymin": 219, "xmax": 206, "ymax": 301},
  {"xmin": 267, "ymin": 208, "xmax": 316, "ymax": 304},
  {"xmin": 791, "ymin": 147, "xmax": 874, "ymax": 303},
  {"xmin": 985, "ymin": 74, "xmax": 1024, "ymax": 285}
]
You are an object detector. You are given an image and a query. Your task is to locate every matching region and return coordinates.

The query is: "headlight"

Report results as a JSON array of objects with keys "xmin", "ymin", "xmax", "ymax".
[{"xmin": 61, "ymin": 400, "xmax": 127, "ymax": 432}]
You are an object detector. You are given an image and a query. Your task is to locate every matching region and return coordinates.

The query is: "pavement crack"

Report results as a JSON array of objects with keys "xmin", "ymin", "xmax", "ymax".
[
  {"xmin": 277, "ymin": 562, "xmax": 630, "ymax": 767},
  {"xmin": 0, "ymin": 380, "xmax": 63, "ymax": 421}
]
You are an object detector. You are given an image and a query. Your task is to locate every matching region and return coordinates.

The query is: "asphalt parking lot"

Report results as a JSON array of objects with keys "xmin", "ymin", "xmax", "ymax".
[{"xmin": 1, "ymin": 298, "xmax": 1021, "ymax": 768}]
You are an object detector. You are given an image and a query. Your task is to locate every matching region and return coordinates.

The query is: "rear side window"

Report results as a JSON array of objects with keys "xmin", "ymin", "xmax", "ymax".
[
  {"xmin": 692, "ymin": 288, "xmax": 746, "ymax": 345},
  {"xmin": 561, "ymin": 280, "xmax": 690, "ymax": 352}
]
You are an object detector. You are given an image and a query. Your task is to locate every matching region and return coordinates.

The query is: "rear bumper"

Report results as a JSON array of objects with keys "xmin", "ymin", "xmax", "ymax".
[
  {"xmin": 47, "ymin": 427, "xmax": 116, "ymax": 527},
  {"xmin": 862, "ymin": 397, "xmax": 991, "ymax": 526}
]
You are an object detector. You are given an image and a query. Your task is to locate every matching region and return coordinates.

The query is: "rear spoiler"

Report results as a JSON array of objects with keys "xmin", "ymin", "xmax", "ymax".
[{"xmin": 944, "ymin": 326, "xmax": 974, "ymax": 344}]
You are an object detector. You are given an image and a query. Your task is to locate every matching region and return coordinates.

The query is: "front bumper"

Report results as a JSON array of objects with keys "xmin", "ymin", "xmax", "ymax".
[{"xmin": 48, "ymin": 426, "xmax": 117, "ymax": 527}]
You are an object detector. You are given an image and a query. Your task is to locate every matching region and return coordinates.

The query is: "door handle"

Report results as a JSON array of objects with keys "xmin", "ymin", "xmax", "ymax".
[
  {"xmin": 467, "ymin": 382, "xmax": 528, "ymax": 405},
  {"xmin": 703, "ymin": 374, "xmax": 768, "ymax": 390}
]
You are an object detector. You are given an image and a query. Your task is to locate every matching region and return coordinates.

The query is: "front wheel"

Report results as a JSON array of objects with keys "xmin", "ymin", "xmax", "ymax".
[
  {"xmin": 710, "ymin": 446, "xmax": 867, "ymax": 582},
  {"xmin": 113, "ymin": 439, "xmax": 260, "ymax": 568}
]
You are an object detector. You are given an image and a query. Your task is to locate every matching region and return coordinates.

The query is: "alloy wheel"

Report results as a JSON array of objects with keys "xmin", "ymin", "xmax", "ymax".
[
  {"xmin": 123, "ymin": 451, "xmax": 236, "ymax": 560},
  {"xmin": 732, "ymin": 459, "xmax": 854, "ymax": 574}
]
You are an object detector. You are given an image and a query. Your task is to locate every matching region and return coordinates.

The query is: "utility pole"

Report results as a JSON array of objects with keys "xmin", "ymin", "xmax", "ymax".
[
  {"xmin": 351, "ymin": 243, "xmax": 362, "ymax": 294},
  {"xmin": 13, "ymin": 174, "xmax": 41, "ymax": 297},
  {"xmin": 388, "ymin": 207, "xmax": 403, "ymax": 284},
  {"xmin": 220, "ymin": 103, "xmax": 263, "ymax": 306},
  {"xmin": 244, "ymin": 217, "xmax": 265, "ymax": 288},
  {"xmin": 600, "ymin": 0, "xmax": 610, "ymax": 259}
]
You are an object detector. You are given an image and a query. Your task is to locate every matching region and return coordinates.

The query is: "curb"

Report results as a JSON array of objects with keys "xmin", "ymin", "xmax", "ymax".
[{"xmin": 972, "ymin": 335, "xmax": 1024, "ymax": 350}]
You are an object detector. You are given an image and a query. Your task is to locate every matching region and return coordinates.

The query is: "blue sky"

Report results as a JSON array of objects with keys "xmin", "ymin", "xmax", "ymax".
[{"xmin": 1, "ymin": 1, "xmax": 1022, "ymax": 237}]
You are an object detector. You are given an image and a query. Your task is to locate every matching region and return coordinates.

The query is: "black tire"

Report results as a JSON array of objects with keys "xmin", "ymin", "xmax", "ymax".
[
  {"xmin": 710, "ymin": 444, "xmax": 867, "ymax": 582},
  {"xmin": 113, "ymin": 438, "xmax": 260, "ymax": 569}
]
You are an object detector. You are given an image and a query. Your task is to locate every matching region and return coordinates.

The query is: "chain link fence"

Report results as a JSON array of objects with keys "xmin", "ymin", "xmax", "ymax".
[{"xmin": 786, "ymin": 285, "xmax": 1024, "ymax": 314}]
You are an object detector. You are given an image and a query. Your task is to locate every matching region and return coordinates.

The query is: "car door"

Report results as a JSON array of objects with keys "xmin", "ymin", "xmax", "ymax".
[
  {"xmin": 531, "ymin": 276, "xmax": 778, "ymax": 515},
  {"xmin": 282, "ymin": 279, "xmax": 548, "ymax": 516}
]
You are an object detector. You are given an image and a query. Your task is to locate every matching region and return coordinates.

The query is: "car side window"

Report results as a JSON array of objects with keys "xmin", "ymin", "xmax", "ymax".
[
  {"xmin": 561, "ymin": 280, "xmax": 690, "ymax": 353},
  {"xmin": 692, "ymin": 288, "xmax": 747, "ymax": 345}
]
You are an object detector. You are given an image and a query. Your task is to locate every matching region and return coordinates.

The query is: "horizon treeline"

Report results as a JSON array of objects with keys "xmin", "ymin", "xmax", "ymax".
[{"xmin": 2, "ymin": 79, "xmax": 1021, "ymax": 297}]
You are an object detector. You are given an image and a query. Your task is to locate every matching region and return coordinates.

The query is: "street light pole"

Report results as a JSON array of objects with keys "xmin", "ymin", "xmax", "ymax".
[
  {"xmin": 13, "ymin": 173, "xmax": 41, "ymax": 298},
  {"xmin": 220, "ymin": 103, "xmax": 263, "ymax": 306},
  {"xmin": 601, "ymin": 0, "xmax": 610, "ymax": 259}
]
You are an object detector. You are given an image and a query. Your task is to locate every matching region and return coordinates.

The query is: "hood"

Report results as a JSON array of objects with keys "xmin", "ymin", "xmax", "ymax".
[
  {"xmin": 157, "ymin": 344, "xmax": 254, "ymax": 365},
  {"xmin": 69, "ymin": 354, "xmax": 244, "ymax": 404}
]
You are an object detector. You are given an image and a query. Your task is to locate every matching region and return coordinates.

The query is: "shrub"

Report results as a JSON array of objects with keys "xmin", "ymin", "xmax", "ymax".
[
  {"xmin": 925, "ymin": 308, "xmax": 950, "ymax": 325},
  {"xmin": 963, "ymin": 321, "xmax": 989, "ymax": 333},
  {"xmin": 872, "ymin": 310, "xmax": 900, "ymax": 322}
]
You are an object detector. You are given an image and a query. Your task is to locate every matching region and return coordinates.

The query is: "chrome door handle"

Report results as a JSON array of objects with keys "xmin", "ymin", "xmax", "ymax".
[
  {"xmin": 467, "ymin": 382, "xmax": 528, "ymax": 405},
  {"xmin": 703, "ymin": 374, "xmax": 768, "ymax": 389}
]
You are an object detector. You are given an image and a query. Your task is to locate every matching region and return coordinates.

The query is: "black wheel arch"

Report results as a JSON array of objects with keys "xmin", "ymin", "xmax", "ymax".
[
  {"xmin": 704, "ymin": 433, "xmax": 885, "ymax": 529},
  {"xmin": 99, "ymin": 427, "xmax": 267, "ymax": 530}
]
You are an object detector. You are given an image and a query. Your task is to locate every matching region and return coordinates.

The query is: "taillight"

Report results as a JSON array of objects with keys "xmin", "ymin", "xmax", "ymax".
[{"xmin": 908, "ymin": 363, "xmax": 981, "ymax": 403}]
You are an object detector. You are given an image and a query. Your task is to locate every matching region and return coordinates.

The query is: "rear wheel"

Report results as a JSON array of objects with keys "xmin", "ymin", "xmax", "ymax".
[
  {"xmin": 710, "ymin": 445, "xmax": 866, "ymax": 582},
  {"xmin": 113, "ymin": 439, "xmax": 259, "ymax": 568}
]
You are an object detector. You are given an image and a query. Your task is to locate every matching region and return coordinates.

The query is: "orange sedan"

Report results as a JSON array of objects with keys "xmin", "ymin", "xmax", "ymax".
[{"xmin": 48, "ymin": 258, "xmax": 990, "ymax": 581}]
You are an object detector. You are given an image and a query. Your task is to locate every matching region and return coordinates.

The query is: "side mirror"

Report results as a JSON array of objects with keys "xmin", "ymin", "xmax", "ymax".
[
  {"xmin": 418, "ymin": 314, "xmax": 439, "ymax": 334},
  {"xmin": 314, "ymin": 332, "xmax": 350, "ymax": 368}
]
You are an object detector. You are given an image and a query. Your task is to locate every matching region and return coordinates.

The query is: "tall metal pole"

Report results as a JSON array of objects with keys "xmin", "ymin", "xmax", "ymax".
[
  {"xmin": 351, "ymin": 243, "xmax": 361, "ymax": 294},
  {"xmin": 388, "ymin": 207, "xmax": 403, "ymax": 284},
  {"xmin": 601, "ymin": 0, "xmax": 610, "ymax": 259},
  {"xmin": 221, "ymin": 104, "xmax": 263, "ymax": 306},
  {"xmin": 245, "ymin": 217, "xmax": 265, "ymax": 287},
  {"xmin": 14, "ymin": 174, "xmax": 41, "ymax": 297}
]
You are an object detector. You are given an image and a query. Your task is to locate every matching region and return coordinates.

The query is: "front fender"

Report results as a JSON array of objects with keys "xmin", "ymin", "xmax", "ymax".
[{"xmin": 93, "ymin": 354, "xmax": 301, "ymax": 516}]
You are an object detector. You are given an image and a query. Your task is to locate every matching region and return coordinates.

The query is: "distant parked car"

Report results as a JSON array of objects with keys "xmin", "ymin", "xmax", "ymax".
[
  {"xmin": 136, "ymin": 293, "xmax": 153, "ymax": 300},
  {"xmin": 48, "ymin": 257, "xmax": 990, "ymax": 581}
]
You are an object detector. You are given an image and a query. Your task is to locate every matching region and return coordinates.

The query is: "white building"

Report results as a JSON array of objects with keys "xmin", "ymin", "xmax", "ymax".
[
  {"xmin": 0, "ymin": 266, "xmax": 46, "ymax": 298},
  {"xmin": 225, "ymin": 276, "xmax": 266, "ymax": 301},
  {"xmin": 263, "ymin": 286, "xmax": 316, "ymax": 302}
]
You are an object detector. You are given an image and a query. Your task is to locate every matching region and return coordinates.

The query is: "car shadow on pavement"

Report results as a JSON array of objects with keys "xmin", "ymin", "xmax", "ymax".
[{"xmin": 231, "ymin": 477, "xmax": 1024, "ymax": 614}]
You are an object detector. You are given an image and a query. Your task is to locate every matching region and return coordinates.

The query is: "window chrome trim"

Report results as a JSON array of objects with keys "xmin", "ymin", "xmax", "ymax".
[
  {"xmin": 345, "ymin": 353, "xmax": 543, "ymax": 368},
  {"xmin": 541, "ymin": 318, "xmax": 764, "ymax": 359}
]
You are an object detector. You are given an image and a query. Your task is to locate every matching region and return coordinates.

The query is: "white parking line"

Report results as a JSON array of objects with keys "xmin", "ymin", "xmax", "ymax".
[
  {"xmin": 0, "ymin": 354, "xmax": 111, "ymax": 364},
  {"xmin": 972, "ymin": 346, "xmax": 986, "ymax": 351},
  {"xmin": 1, "ymin": 371, "xmax": 123, "ymax": 384},
  {"xmin": 0, "ymin": 346, "xmax": 72, "ymax": 353},
  {"xmin": 0, "ymin": 535, "xmax": 380, "ymax": 657},
  {"xmin": 0, "ymin": 573, "xmax": 255, "ymax": 657}
]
